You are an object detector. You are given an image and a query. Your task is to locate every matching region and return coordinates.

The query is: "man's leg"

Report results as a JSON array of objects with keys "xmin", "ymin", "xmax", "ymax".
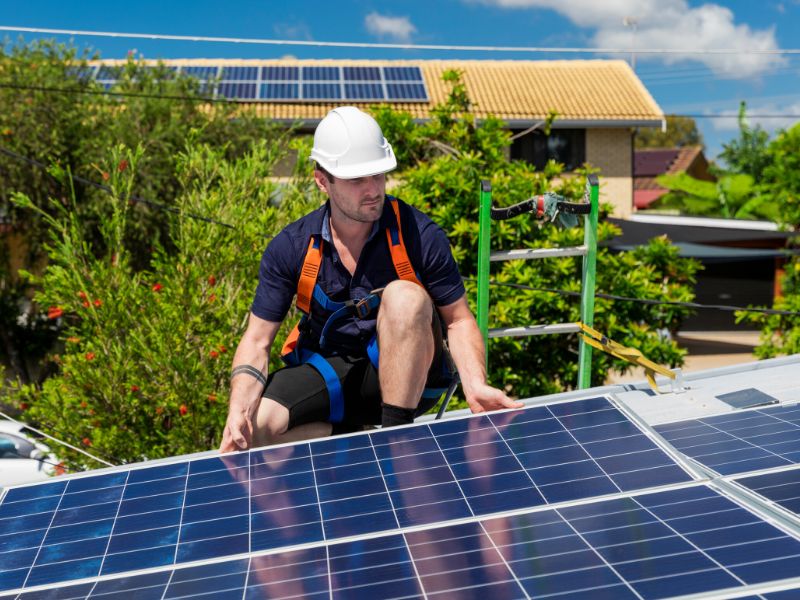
[
  {"xmin": 376, "ymin": 280, "xmax": 435, "ymax": 426},
  {"xmin": 252, "ymin": 398, "xmax": 332, "ymax": 447}
]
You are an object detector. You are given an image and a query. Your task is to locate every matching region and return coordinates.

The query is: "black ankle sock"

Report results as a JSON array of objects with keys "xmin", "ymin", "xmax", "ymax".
[{"xmin": 381, "ymin": 403, "xmax": 416, "ymax": 428}]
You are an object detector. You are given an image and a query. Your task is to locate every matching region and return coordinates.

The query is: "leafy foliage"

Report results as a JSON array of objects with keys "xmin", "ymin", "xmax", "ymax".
[
  {"xmin": 8, "ymin": 143, "xmax": 318, "ymax": 468},
  {"xmin": 719, "ymin": 102, "xmax": 772, "ymax": 182}
]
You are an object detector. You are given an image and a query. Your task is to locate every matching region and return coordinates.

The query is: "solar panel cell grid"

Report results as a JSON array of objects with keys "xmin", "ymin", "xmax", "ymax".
[
  {"xmin": 303, "ymin": 83, "xmax": 341, "ymax": 100},
  {"xmin": 0, "ymin": 397, "xmax": 700, "ymax": 595},
  {"xmin": 217, "ymin": 83, "xmax": 257, "ymax": 100},
  {"xmin": 261, "ymin": 66, "xmax": 299, "ymax": 81},
  {"xmin": 343, "ymin": 66, "xmax": 381, "ymax": 81},
  {"xmin": 384, "ymin": 66, "xmax": 424, "ymax": 82},
  {"xmin": 180, "ymin": 66, "xmax": 218, "ymax": 79},
  {"xmin": 260, "ymin": 83, "xmax": 298, "ymax": 100},
  {"xmin": 655, "ymin": 404, "xmax": 800, "ymax": 476},
  {"xmin": 220, "ymin": 66, "xmax": 258, "ymax": 81},
  {"xmin": 302, "ymin": 66, "xmax": 339, "ymax": 81}
]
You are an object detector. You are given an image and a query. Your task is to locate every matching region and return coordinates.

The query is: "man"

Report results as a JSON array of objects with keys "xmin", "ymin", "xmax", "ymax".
[{"xmin": 220, "ymin": 106, "xmax": 521, "ymax": 453}]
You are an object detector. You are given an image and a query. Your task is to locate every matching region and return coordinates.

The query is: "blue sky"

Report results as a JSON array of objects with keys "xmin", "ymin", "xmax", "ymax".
[{"xmin": 2, "ymin": 0, "xmax": 799, "ymax": 160}]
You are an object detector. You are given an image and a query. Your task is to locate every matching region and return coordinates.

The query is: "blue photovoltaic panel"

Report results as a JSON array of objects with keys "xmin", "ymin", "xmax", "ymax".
[
  {"xmin": 7, "ymin": 485, "xmax": 800, "ymax": 599},
  {"xmin": 217, "ymin": 82, "xmax": 258, "ymax": 100},
  {"xmin": 180, "ymin": 66, "xmax": 218, "ymax": 79},
  {"xmin": 261, "ymin": 83, "xmax": 299, "ymax": 100},
  {"xmin": 261, "ymin": 66, "xmax": 298, "ymax": 81},
  {"xmin": 736, "ymin": 467, "xmax": 800, "ymax": 515},
  {"xmin": 343, "ymin": 66, "xmax": 381, "ymax": 81},
  {"xmin": 303, "ymin": 83, "xmax": 341, "ymax": 100},
  {"xmin": 655, "ymin": 404, "xmax": 800, "ymax": 476},
  {"xmin": 344, "ymin": 83, "xmax": 383, "ymax": 100},
  {"xmin": 0, "ymin": 397, "xmax": 694, "ymax": 594},
  {"xmin": 302, "ymin": 66, "xmax": 339, "ymax": 81},
  {"xmin": 386, "ymin": 83, "xmax": 428, "ymax": 100},
  {"xmin": 220, "ymin": 66, "xmax": 258, "ymax": 81},
  {"xmin": 384, "ymin": 66, "xmax": 424, "ymax": 82},
  {"xmin": 66, "ymin": 66, "xmax": 96, "ymax": 81}
]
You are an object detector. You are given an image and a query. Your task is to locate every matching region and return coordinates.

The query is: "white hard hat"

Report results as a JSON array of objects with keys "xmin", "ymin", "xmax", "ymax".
[{"xmin": 310, "ymin": 106, "xmax": 396, "ymax": 179}]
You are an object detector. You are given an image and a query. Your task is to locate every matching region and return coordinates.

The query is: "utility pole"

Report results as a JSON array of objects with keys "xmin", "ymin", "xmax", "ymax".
[{"xmin": 622, "ymin": 16, "xmax": 639, "ymax": 71}]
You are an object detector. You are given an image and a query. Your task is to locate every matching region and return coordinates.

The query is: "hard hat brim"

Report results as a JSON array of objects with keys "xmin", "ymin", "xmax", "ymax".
[{"xmin": 320, "ymin": 153, "xmax": 397, "ymax": 180}]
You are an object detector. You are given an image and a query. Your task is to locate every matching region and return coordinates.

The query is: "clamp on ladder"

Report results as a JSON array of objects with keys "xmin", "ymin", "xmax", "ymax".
[{"xmin": 476, "ymin": 175, "xmax": 600, "ymax": 389}]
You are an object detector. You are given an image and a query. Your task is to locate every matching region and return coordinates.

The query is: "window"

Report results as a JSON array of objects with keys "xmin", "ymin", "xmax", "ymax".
[
  {"xmin": 510, "ymin": 129, "xmax": 586, "ymax": 172},
  {"xmin": 0, "ymin": 433, "xmax": 36, "ymax": 459}
]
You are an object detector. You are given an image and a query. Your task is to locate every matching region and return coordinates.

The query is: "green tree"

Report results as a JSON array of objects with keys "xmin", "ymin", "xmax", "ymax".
[
  {"xmin": 738, "ymin": 122, "xmax": 800, "ymax": 356},
  {"xmin": 8, "ymin": 142, "xmax": 318, "ymax": 468},
  {"xmin": 0, "ymin": 40, "xmax": 281, "ymax": 384},
  {"xmin": 635, "ymin": 115, "xmax": 703, "ymax": 149},
  {"xmin": 651, "ymin": 171, "xmax": 778, "ymax": 221},
  {"xmin": 719, "ymin": 101, "xmax": 772, "ymax": 181}
]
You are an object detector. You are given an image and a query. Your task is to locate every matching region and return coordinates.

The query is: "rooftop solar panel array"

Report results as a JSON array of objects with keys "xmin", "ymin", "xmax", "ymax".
[
  {"xmin": 654, "ymin": 403, "xmax": 800, "ymax": 476},
  {"xmin": 73, "ymin": 64, "xmax": 429, "ymax": 103},
  {"xmin": 6, "ymin": 485, "xmax": 800, "ymax": 599},
  {"xmin": 5, "ymin": 390, "xmax": 800, "ymax": 598}
]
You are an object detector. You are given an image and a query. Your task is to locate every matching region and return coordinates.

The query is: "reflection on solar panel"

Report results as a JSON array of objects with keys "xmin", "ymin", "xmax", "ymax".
[
  {"xmin": 655, "ymin": 403, "xmax": 800, "ymax": 476},
  {"xmin": 71, "ymin": 64, "xmax": 429, "ymax": 102},
  {"xmin": 7, "ymin": 484, "xmax": 800, "ymax": 599},
  {"xmin": 0, "ymin": 397, "xmax": 704, "ymax": 596}
]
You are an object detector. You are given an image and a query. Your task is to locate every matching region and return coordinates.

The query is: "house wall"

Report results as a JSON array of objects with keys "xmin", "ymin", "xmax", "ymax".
[{"xmin": 586, "ymin": 129, "xmax": 633, "ymax": 218}]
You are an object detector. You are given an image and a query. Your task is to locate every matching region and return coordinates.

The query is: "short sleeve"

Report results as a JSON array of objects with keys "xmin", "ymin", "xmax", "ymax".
[
  {"xmin": 250, "ymin": 230, "xmax": 299, "ymax": 322},
  {"xmin": 419, "ymin": 221, "xmax": 465, "ymax": 307}
]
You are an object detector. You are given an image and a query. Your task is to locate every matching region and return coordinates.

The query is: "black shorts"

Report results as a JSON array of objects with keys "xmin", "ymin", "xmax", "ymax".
[{"xmin": 263, "ymin": 314, "xmax": 452, "ymax": 432}]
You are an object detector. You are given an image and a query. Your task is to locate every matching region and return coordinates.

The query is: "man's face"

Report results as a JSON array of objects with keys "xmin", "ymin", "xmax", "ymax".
[{"xmin": 315, "ymin": 170, "xmax": 386, "ymax": 224}]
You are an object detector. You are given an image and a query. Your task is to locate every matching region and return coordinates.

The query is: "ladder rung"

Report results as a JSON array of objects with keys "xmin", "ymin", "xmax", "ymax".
[
  {"xmin": 490, "ymin": 245, "xmax": 588, "ymax": 262},
  {"xmin": 488, "ymin": 323, "xmax": 580, "ymax": 339}
]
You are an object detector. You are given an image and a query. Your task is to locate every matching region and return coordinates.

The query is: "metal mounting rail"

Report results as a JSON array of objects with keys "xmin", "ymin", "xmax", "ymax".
[
  {"xmin": 489, "ymin": 323, "xmax": 581, "ymax": 339},
  {"xmin": 490, "ymin": 245, "xmax": 588, "ymax": 261}
]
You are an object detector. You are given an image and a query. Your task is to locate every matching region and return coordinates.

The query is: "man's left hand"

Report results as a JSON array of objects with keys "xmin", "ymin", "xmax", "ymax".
[{"xmin": 464, "ymin": 383, "xmax": 524, "ymax": 413}]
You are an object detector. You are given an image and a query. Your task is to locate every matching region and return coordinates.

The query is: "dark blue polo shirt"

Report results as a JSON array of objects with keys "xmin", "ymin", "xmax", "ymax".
[{"xmin": 251, "ymin": 195, "xmax": 465, "ymax": 355}]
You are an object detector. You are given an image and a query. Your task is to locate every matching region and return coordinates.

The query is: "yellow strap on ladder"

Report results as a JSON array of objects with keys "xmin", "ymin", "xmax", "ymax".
[{"xmin": 576, "ymin": 322, "xmax": 675, "ymax": 393}]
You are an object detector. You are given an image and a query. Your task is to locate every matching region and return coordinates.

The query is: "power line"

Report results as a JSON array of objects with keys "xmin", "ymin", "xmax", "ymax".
[
  {"xmin": 1, "ymin": 82, "xmax": 799, "ymax": 120},
  {"xmin": 2, "ymin": 25, "xmax": 800, "ymax": 56}
]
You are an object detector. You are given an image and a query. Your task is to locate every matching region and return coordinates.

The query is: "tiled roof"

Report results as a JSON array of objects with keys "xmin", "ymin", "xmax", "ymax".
[
  {"xmin": 101, "ymin": 58, "xmax": 664, "ymax": 126},
  {"xmin": 633, "ymin": 146, "xmax": 707, "ymax": 208}
]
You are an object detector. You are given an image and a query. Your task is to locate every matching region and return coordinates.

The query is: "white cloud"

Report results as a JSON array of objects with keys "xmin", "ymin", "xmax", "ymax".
[
  {"xmin": 469, "ymin": 0, "xmax": 784, "ymax": 77},
  {"xmin": 364, "ymin": 12, "xmax": 417, "ymax": 42},
  {"xmin": 273, "ymin": 21, "xmax": 313, "ymax": 41}
]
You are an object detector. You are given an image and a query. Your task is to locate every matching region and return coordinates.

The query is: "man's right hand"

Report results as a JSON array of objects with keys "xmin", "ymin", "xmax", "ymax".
[{"xmin": 220, "ymin": 407, "xmax": 254, "ymax": 453}]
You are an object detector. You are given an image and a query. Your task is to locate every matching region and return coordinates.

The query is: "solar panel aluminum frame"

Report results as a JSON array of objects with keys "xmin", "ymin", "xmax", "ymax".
[{"xmin": 725, "ymin": 464, "xmax": 800, "ymax": 535}]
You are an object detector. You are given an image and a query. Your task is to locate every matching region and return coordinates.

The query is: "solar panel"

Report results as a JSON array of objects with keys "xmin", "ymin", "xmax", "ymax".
[
  {"xmin": 302, "ymin": 83, "xmax": 341, "ymax": 100},
  {"xmin": 386, "ymin": 83, "xmax": 428, "ymax": 101},
  {"xmin": 180, "ymin": 66, "xmax": 219, "ymax": 79},
  {"xmin": 217, "ymin": 82, "xmax": 257, "ymax": 100},
  {"xmin": 302, "ymin": 66, "xmax": 338, "ymax": 81},
  {"xmin": 261, "ymin": 83, "xmax": 298, "ymax": 100},
  {"xmin": 736, "ymin": 466, "xmax": 800, "ymax": 516},
  {"xmin": 0, "ymin": 397, "xmax": 697, "ymax": 595},
  {"xmin": 384, "ymin": 66, "xmax": 424, "ymax": 82},
  {"xmin": 6, "ymin": 484, "xmax": 800, "ymax": 599},
  {"xmin": 655, "ymin": 403, "xmax": 800, "ymax": 476},
  {"xmin": 220, "ymin": 66, "xmax": 258, "ymax": 81},
  {"xmin": 261, "ymin": 66, "xmax": 298, "ymax": 81}
]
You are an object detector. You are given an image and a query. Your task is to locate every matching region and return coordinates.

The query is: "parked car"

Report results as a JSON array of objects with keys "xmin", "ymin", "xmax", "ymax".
[{"xmin": 0, "ymin": 421, "xmax": 62, "ymax": 487}]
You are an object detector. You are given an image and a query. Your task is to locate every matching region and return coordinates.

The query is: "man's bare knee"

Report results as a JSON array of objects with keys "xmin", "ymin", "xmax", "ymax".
[
  {"xmin": 253, "ymin": 397, "xmax": 290, "ymax": 447},
  {"xmin": 379, "ymin": 280, "xmax": 432, "ymax": 327}
]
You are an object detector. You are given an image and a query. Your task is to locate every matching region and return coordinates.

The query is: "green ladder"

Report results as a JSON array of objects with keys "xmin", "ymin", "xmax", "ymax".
[{"xmin": 476, "ymin": 174, "xmax": 600, "ymax": 389}]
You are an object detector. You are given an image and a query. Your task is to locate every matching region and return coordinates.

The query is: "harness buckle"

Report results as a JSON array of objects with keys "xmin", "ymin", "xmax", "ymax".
[{"xmin": 354, "ymin": 292, "xmax": 382, "ymax": 319}]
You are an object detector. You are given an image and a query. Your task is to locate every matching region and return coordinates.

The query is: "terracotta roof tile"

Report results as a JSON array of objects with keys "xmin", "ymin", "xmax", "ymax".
[{"xmin": 98, "ymin": 58, "xmax": 664, "ymax": 125}]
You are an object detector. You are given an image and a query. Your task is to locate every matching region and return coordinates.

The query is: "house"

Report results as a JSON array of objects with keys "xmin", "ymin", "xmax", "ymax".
[
  {"xmin": 96, "ymin": 58, "xmax": 666, "ymax": 218},
  {"xmin": 633, "ymin": 145, "xmax": 715, "ymax": 210}
]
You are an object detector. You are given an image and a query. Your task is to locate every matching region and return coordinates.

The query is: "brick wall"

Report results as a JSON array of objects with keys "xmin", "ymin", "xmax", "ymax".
[{"xmin": 586, "ymin": 129, "xmax": 633, "ymax": 218}]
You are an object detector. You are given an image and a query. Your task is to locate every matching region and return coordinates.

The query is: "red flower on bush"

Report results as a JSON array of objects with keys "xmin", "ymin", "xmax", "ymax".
[
  {"xmin": 130, "ymin": 385, "xmax": 140, "ymax": 392},
  {"xmin": 82, "ymin": 437, "xmax": 92, "ymax": 447},
  {"xmin": 179, "ymin": 404, "xmax": 188, "ymax": 416},
  {"xmin": 82, "ymin": 301, "xmax": 90, "ymax": 308},
  {"xmin": 207, "ymin": 393, "xmax": 217, "ymax": 402},
  {"xmin": 85, "ymin": 352, "xmax": 96, "ymax": 361},
  {"xmin": 155, "ymin": 406, "xmax": 164, "ymax": 415},
  {"xmin": 218, "ymin": 345, "xmax": 227, "ymax": 354},
  {"xmin": 117, "ymin": 159, "xmax": 129, "ymax": 172},
  {"xmin": 66, "ymin": 336, "xmax": 80, "ymax": 343},
  {"xmin": 152, "ymin": 283, "xmax": 163, "ymax": 292},
  {"xmin": 19, "ymin": 402, "xmax": 28, "ymax": 411},
  {"xmin": 101, "ymin": 171, "xmax": 110, "ymax": 181},
  {"xmin": 93, "ymin": 299, "xmax": 102, "ymax": 307},
  {"xmin": 47, "ymin": 306, "xmax": 63, "ymax": 319},
  {"xmin": 208, "ymin": 293, "xmax": 217, "ymax": 303},
  {"xmin": 208, "ymin": 275, "xmax": 216, "ymax": 286},
  {"xmin": 80, "ymin": 401, "xmax": 87, "ymax": 408},
  {"xmin": 77, "ymin": 291, "xmax": 87, "ymax": 300},
  {"xmin": 209, "ymin": 350, "xmax": 219, "ymax": 359}
]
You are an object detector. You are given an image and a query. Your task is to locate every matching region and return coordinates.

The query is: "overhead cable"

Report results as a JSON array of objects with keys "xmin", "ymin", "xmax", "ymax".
[{"xmin": 2, "ymin": 25, "xmax": 800, "ymax": 55}]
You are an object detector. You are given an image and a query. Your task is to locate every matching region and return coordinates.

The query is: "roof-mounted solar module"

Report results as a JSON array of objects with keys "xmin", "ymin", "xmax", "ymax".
[{"xmin": 79, "ymin": 63, "xmax": 429, "ymax": 103}]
